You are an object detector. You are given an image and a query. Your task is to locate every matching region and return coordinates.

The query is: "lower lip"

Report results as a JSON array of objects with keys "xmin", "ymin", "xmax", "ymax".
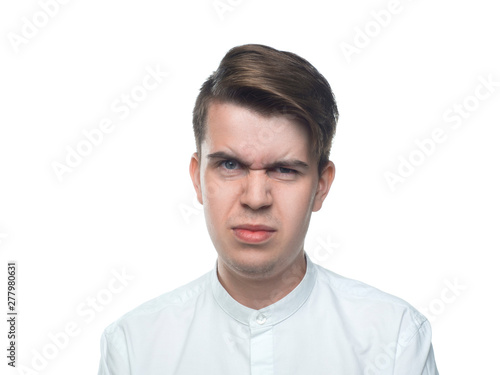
[{"xmin": 233, "ymin": 229, "xmax": 275, "ymax": 243}]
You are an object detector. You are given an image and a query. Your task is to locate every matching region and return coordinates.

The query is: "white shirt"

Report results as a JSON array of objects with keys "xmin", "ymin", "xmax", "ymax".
[{"xmin": 98, "ymin": 253, "xmax": 439, "ymax": 374}]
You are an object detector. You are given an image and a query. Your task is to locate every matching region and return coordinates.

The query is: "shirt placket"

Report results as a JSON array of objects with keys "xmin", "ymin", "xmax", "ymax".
[{"xmin": 249, "ymin": 311, "xmax": 274, "ymax": 375}]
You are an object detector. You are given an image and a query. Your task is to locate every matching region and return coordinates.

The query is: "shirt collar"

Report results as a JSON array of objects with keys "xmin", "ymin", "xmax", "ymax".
[{"xmin": 210, "ymin": 252, "xmax": 317, "ymax": 327}]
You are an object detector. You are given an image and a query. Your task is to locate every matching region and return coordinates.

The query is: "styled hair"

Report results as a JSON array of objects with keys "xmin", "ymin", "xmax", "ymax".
[{"xmin": 192, "ymin": 44, "xmax": 338, "ymax": 174}]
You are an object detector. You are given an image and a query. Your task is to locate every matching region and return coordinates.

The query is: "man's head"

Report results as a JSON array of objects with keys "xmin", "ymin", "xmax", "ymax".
[{"xmin": 189, "ymin": 44, "xmax": 338, "ymax": 281}]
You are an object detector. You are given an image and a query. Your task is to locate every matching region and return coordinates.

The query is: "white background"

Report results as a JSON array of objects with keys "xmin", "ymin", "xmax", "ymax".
[{"xmin": 1, "ymin": 0, "xmax": 499, "ymax": 374}]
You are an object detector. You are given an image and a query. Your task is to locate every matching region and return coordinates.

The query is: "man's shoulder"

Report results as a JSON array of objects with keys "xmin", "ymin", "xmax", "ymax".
[
  {"xmin": 313, "ymin": 263, "xmax": 427, "ymax": 330},
  {"xmin": 103, "ymin": 269, "xmax": 211, "ymax": 336}
]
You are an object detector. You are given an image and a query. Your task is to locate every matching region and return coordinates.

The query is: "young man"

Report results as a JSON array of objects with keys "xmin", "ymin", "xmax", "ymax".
[{"xmin": 98, "ymin": 44, "xmax": 439, "ymax": 374}]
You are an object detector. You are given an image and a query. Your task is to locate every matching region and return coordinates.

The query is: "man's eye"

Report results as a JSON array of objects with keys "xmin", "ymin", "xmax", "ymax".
[
  {"xmin": 269, "ymin": 167, "xmax": 298, "ymax": 180},
  {"xmin": 221, "ymin": 160, "xmax": 239, "ymax": 170},
  {"xmin": 277, "ymin": 167, "xmax": 295, "ymax": 174}
]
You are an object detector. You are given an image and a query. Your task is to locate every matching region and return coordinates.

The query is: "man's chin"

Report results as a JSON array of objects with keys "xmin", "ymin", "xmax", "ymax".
[{"xmin": 220, "ymin": 253, "xmax": 279, "ymax": 278}]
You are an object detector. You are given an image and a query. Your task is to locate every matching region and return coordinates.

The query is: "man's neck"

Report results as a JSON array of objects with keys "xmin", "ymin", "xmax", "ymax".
[{"xmin": 216, "ymin": 251, "xmax": 307, "ymax": 310}]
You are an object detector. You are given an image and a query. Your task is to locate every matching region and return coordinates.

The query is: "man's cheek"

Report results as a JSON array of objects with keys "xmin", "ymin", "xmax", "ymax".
[{"xmin": 202, "ymin": 178, "xmax": 223, "ymax": 201}]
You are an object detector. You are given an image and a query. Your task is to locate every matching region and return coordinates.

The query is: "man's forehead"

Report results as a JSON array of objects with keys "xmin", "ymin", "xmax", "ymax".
[
  {"xmin": 203, "ymin": 101, "xmax": 313, "ymax": 156},
  {"xmin": 206, "ymin": 102, "xmax": 293, "ymax": 132}
]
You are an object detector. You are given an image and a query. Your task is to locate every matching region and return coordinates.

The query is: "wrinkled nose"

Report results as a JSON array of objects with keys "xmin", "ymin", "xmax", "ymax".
[{"xmin": 239, "ymin": 170, "xmax": 272, "ymax": 210}]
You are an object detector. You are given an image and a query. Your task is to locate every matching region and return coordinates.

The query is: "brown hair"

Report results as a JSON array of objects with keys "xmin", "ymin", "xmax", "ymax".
[{"xmin": 192, "ymin": 44, "xmax": 339, "ymax": 174}]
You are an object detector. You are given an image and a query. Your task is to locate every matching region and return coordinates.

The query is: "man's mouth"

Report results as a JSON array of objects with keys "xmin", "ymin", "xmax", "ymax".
[{"xmin": 232, "ymin": 224, "xmax": 276, "ymax": 244}]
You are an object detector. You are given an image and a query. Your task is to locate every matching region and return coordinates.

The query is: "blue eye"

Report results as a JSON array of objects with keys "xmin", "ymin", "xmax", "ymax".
[
  {"xmin": 277, "ymin": 167, "xmax": 295, "ymax": 174},
  {"xmin": 222, "ymin": 160, "xmax": 239, "ymax": 170}
]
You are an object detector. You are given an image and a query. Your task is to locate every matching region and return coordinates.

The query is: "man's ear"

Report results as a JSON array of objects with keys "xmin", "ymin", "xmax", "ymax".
[
  {"xmin": 312, "ymin": 161, "xmax": 335, "ymax": 212},
  {"xmin": 189, "ymin": 152, "xmax": 203, "ymax": 205}
]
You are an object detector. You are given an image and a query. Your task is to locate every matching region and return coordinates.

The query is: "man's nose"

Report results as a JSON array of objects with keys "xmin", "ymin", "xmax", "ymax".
[{"xmin": 239, "ymin": 170, "xmax": 272, "ymax": 210}]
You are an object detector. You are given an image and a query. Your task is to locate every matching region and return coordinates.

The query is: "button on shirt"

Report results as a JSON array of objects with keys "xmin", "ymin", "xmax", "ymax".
[{"xmin": 98, "ymin": 253, "xmax": 439, "ymax": 374}]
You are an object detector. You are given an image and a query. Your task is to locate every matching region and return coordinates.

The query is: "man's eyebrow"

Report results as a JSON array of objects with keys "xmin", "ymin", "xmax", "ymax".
[{"xmin": 206, "ymin": 151, "xmax": 309, "ymax": 170}]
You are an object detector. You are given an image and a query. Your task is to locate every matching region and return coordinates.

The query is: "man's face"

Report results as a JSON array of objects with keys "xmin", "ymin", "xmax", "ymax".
[{"xmin": 190, "ymin": 101, "xmax": 335, "ymax": 279}]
